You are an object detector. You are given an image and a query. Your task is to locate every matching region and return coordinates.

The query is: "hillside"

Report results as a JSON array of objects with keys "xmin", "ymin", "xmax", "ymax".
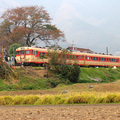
[{"xmin": 0, "ymin": 66, "xmax": 120, "ymax": 91}]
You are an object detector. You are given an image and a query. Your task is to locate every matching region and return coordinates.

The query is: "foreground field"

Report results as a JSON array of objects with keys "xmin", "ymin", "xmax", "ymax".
[
  {"xmin": 0, "ymin": 104, "xmax": 120, "ymax": 120},
  {"xmin": 0, "ymin": 81, "xmax": 120, "ymax": 119}
]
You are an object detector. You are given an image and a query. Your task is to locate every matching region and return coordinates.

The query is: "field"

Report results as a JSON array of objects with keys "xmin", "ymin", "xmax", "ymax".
[
  {"xmin": 1, "ymin": 67, "xmax": 120, "ymax": 119},
  {"xmin": 0, "ymin": 81, "xmax": 120, "ymax": 119}
]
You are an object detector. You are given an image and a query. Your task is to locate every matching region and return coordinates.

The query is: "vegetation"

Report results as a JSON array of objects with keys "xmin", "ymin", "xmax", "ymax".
[
  {"xmin": 48, "ymin": 49, "xmax": 80, "ymax": 83},
  {"xmin": 0, "ymin": 5, "xmax": 64, "ymax": 49},
  {"xmin": 8, "ymin": 43, "xmax": 21, "ymax": 57},
  {"xmin": 0, "ymin": 66, "xmax": 120, "ymax": 91},
  {"xmin": 1, "ymin": 92, "xmax": 120, "ymax": 105},
  {"xmin": 0, "ymin": 58, "xmax": 17, "ymax": 80}
]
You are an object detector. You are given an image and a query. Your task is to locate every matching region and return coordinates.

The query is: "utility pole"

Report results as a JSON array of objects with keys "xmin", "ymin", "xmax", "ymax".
[{"xmin": 106, "ymin": 47, "xmax": 108, "ymax": 55}]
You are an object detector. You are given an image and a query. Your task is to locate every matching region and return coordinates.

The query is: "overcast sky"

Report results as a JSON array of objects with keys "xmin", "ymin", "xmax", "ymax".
[{"xmin": 0, "ymin": 0, "xmax": 120, "ymax": 55}]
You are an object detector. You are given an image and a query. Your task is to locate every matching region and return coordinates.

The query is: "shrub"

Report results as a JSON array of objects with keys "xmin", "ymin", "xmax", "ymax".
[{"xmin": 61, "ymin": 65, "xmax": 80, "ymax": 83}]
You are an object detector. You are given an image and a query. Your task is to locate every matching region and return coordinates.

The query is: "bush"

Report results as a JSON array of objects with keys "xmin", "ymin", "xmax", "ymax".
[{"xmin": 61, "ymin": 65, "xmax": 80, "ymax": 83}]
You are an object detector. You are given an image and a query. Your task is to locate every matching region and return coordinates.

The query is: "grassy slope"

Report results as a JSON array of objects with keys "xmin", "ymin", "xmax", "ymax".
[{"xmin": 0, "ymin": 67, "xmax": 120, "ymax": 91}]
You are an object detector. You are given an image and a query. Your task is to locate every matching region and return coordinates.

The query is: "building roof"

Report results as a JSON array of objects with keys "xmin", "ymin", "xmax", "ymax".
[{"xmin": 67, "ymin": 47, "xmax": 94, "ymax": 53}]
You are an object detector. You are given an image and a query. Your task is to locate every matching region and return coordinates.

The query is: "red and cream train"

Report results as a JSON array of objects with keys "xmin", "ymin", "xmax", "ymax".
[{"xmin": 16, "ymin": 47, "xmax": 120, "ymax": 67}]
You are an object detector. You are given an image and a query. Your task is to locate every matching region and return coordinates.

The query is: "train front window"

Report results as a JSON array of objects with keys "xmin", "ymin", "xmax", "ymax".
[
  {"xmin": 16, "ymin": 51, "xmax": 20, "ymax": 55},
  {"xmin": 22, "ymin": 51, "xmax": 24, "ymax": 54},
  {"xmin": 25, "ymin": 50, "xmax": 30, "ymax": 54}
]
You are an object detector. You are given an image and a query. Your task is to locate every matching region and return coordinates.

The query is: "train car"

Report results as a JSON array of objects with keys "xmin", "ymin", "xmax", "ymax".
[{"xmin": 16, "ymin": 46, "xmax": 120, "ymax": 67}]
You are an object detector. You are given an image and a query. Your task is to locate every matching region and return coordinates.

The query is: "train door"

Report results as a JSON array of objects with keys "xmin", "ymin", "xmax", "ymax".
[{"xmin": 20, "ymin": 50, "xmax": 25, "ymax": 63}]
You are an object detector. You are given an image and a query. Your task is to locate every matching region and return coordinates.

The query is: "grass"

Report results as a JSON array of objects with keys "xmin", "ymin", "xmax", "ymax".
[
  {"xmin": 0, "ymin": 67, "xmax": 120, "ymax": 91},
  {"xmin": 1, "ymin": 92, "xmax": 120, "ymax": 105}
]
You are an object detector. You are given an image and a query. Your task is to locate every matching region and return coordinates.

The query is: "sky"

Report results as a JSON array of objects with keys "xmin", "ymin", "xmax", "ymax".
[{"xmin": 0, "ymin": 0, "xmax": 120, "ymax": 55}]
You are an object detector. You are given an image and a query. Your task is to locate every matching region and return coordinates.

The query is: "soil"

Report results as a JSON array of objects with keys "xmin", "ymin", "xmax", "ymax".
[{"xmin": 0, "ymin": 104, "xmax": 120, "ymax": 120}]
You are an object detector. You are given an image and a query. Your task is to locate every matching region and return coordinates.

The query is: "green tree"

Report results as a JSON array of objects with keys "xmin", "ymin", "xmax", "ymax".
[
  {"xmin": 48, "ymin": 49, "xmax": 80, "ymax": 83},
  {"xmin": 8, "ymin": 43, "xmax": 20, "ymax": 57}
]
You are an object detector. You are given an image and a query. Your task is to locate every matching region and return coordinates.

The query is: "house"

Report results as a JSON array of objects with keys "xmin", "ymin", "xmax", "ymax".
[{"xmin": 67, "ymin": 47, "xmax": 94, "ymax": 53}]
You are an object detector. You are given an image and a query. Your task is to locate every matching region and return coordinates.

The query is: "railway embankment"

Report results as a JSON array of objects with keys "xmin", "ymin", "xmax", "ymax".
[{"xmin": 0, "ymin": 66, "xmax": 120, "ymax": 91}]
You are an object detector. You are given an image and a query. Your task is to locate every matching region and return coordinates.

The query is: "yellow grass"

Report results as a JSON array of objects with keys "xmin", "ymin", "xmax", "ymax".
[{"xmin": 1, "ymin": 81, "xmax": 120, "ymax": 105}]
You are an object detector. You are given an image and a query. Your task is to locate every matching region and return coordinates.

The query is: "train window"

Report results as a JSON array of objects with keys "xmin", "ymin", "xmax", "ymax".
[
  {"xmin": 16, "ymin": 51, "xmax": 20, "ymax": 55},
  {"xmin": 116, "ymin": 59, "xmax": 119, "ymax": 62},
  {"xmin": 82, "ymin": 55, "xmax": 84, "ymax": 59},
  {"xmin": 76, "ymin": 55, "xmax": 79, "ymax": 60},
  {"xmin": 66, "ymin": 55, "xmax": 69, "ymax": 59},
  {"xmin": 102, "ymin": 58, "xmax": 103, "ymax": 61},
  {"xmin": 99, "ymin": 58, "xmax": 101, "ymax": 61},
  {"xmin": 107, "ymin": 58, "xmax": 108, "ymax": 62},
  {"xmin": 94, "ymin": 57, "xmax": 95, "ymax": 61},
  {"xmin": 104, "ymin": 58, "xmax": 106, "ymax": 61},
  {"xmin": 70, "ymin": 55, "xmax": 74, "ymax": 59},
  {"xmin": 112, "ymin": 58, "xmax": 113, "ymax": 62},
  {"xmin": 91, "ymin": 57, "xmax": 93, "ymax": 61},
  {"xmin": 80, "ymin": 55, "xmax": 82, "ymax": 59},
  {"xmin": 70, "ymin": 55, "xmax": 72, "ymax": 59},
  {"xmin": 36, "ymin": 51, "xmax": 38, "ymax": 55},
  {"xmin": 114, "ymin": 59, "xmax": 116, "ymax": 62},
  {"xmin": 85, "ymin": 56, "xmax": 87, "ymax": 59},
  {"xmin": 96, "ymin": 57, "xmax": 98, "ymax": 61},
  {"xmin": 73, "ymin": 55, "xmax": 75, "ymax": 59},
  {"xmin": 109, "ymin": 58, "xmax": 111, "ymax": 62},
  {"xmin": 39, "ymin": 52, "xmax": 41, "ymax": 56},
  {"xmin": 42, "ymin": 52, "xmax": 45, "ymax": 56},
  {"xmin": 62, "ymin": 54, "xmax": 65, "ymax": 58},
  {"xmin": 25, "ymin": 50, "xmax": 30, "ymax": 54}
]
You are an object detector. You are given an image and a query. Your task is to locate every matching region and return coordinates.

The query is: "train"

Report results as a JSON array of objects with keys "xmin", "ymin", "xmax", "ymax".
[{"xmin": 16, "ymin": 46, "xmax": 120, "ymax": 67}]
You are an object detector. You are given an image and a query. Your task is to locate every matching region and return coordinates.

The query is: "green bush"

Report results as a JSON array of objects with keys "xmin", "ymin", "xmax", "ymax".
[{"xmin": 61, "ymin": 65, "xmax": 80, "ymax": 83}]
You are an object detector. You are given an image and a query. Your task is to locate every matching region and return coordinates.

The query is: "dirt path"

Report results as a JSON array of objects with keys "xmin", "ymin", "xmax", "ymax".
[{"xmin": 0, "ymin": 104, "xmax": 120, "ymax": 120}]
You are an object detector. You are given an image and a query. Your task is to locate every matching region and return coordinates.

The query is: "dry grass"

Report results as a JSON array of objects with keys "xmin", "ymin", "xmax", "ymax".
[{"xmin": 0, "ymin": 80, "xmax": 120, "ymax": 105}]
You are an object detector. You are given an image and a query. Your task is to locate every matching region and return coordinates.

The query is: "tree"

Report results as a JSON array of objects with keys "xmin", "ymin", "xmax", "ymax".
[
  {"xmin": 0, "ymin": 6, "xmax": 65, "ymax": 47},
  {"xmin": 48, "ymin": 49, "xmax": 80, "ymax": 83},
  {"xmin": 8, "ymin": 43, "xmax": 20, "ymax": 57}
]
